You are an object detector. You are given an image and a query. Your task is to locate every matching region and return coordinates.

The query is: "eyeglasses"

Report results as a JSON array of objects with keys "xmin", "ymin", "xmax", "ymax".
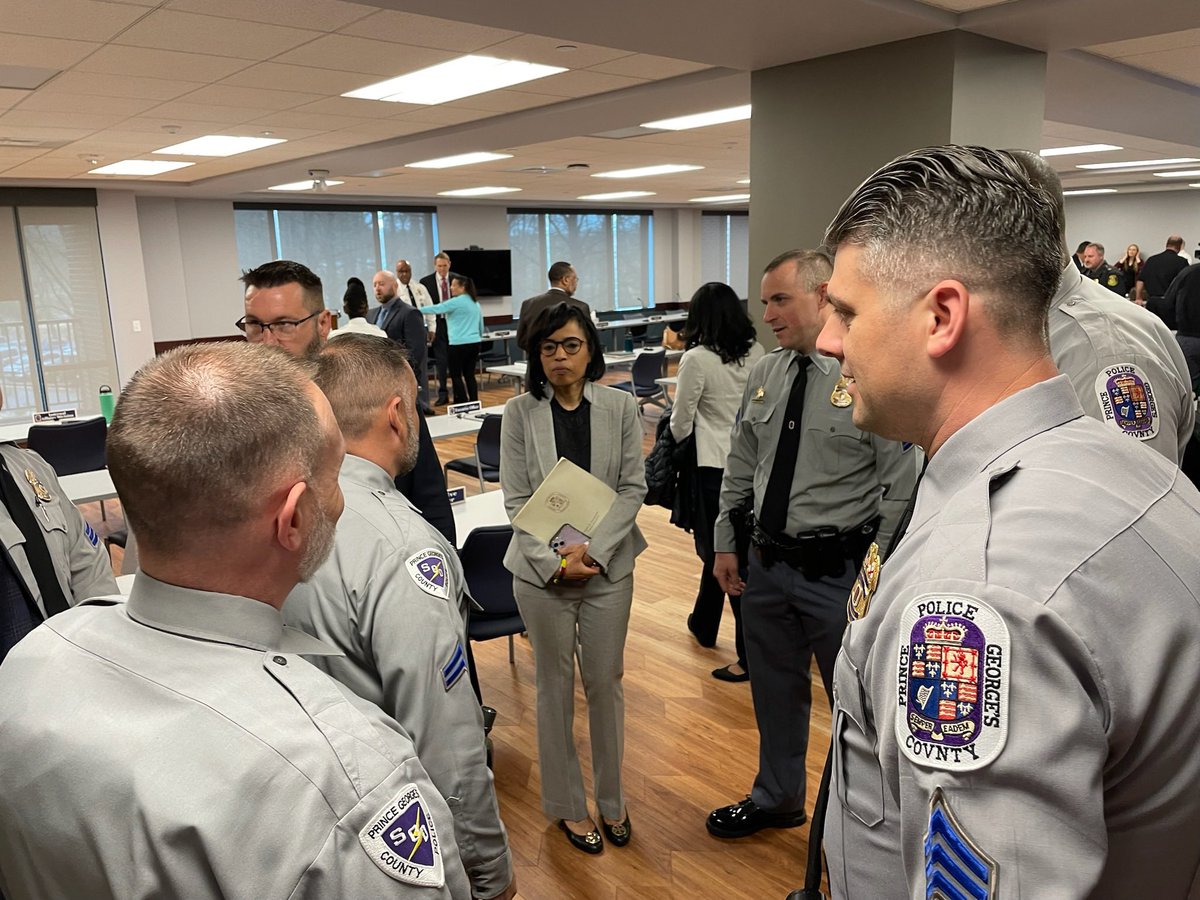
[
  {"xmin": 236, "ymin": 311, "xmax": 320, "ymax": 338},
  {"xmin": 539, "ymin": 337, "xmax": 586, "ymax": 357}
]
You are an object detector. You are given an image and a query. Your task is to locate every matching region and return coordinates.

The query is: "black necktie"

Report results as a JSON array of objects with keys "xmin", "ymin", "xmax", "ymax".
[
  {"xmin": 884, "ymin": 458, "xmax": 927, "ymax": 560},
  {"xmin": 407, "ymin": 285, "xmax": 417, "ymax": 308},
  {"xmin": 0, "ymin": 460, "xmax": 70, "ymax": 618},
  {"xmin": 758, "ymin": 357, "xmax": 810, "ymax": 536}
]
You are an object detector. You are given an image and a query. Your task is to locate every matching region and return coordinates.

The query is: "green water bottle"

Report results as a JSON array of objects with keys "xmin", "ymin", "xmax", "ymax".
[{"xmin": 99, "ymin": 384, "xmax": 115, "ymax": 424}]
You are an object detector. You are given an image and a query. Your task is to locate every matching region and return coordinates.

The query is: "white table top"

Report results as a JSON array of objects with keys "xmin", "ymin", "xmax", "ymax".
[
  {"xmin": 486, "ymin": 348, "xmax": 680, "ymax": 379},
  {"xmin": 60, "ymin": 468, "xmax": 117, "ymax": 504},
  {"xmin": 451, "ymin": 489, "xmax": 509, "ymax": 548},
  {"xmin": 426, "ymin": 404, "xmax": 506, "ymax": 441},
  {"xmin": 0, "ymin": 415, "xmax": 104, "ymax": 445}
]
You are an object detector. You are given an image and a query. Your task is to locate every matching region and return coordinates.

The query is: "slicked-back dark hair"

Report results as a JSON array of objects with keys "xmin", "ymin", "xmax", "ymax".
[
  {"xmin": 241, "ymin": 259, "xmax": 325, "ymax": 314},
  {"xmin": 824, "ymin": 144, "xmax": 1061, "ymax": 344},
  {"xmin": 525, "ymin": 302, "xmax": 605, "ymax": 399},
  {"xmin": 548, "ymin": 260, "xmax": 574, "ymax": 284},
  {"xmin": 682, "ymin": 282, "xmax": 756, "ymax": 365}
]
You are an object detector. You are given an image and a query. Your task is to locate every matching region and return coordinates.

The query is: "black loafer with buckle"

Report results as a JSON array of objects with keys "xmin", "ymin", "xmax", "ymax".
[
  {"xmin": 558, "ymin": 820, "xmax": 603, "ymax": 854},
  {"xmin": 602, "ymin": 814, "xmax": 632, "ymax": 847},
  {"xmin": 706, "ymin": 797, "xmax": 806, "ymax": 838}
]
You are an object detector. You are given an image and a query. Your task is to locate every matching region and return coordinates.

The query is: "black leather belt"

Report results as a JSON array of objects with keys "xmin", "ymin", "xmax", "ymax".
[{"xmin": 751, "ymin": 515, "xmax": 879, "ymax": 579}]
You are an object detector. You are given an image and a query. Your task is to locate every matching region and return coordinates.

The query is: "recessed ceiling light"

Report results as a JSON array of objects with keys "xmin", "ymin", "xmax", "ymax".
[
  {"xmin": 737, "ymin": 178, "xmax": 750, "ymax": 185},
  {"xmin": 343, "ymin": 55, "xmax": 566, "ymax": 105},
  {"xmin": 688, "ymin": 193, "xmax": 751, "ymax": 203},
  {"xmin": 407, "ymin": 152, "xmax": 513, "ymax": 169},
  {"xmin": 592, "ymin": 164, "xmax": 704, "ymax": 179},
  {"xmin": 437, "ymin": 186, "xmax": 522, "ymax": 197},
  {"xmin": 1039, "ymin": 144, "xmax": 1122, "ymax": 157},
  {"xmin": 153, "ymin": 135, "xmax": 286, "ymax": 157},
  {"xmin": 1191, "ymin": 183, "xmax": 1200, "ymax": 188},
  {"xmin": 641, "ymin": 104, "xmax": 752, "ymax": 131},
  {"xmin": 1062, "ymin": 188, "xmax": 1118, "ymax": 196},
  {"xmin": 577, "ymin": 191, "xmax": 657, "ymax": 200},
  {"xmin": 1151, "ymin": 169, "xmax": 1200, "ymax": 178},
  {"xmin": 1076, "ymin": 157, "xmax": 1199, "ymax": 170},
  {"xmin": 268, "ymin": 179, "xmax": 345, "ymax": 191},
  {"xmin": 89, "ymin": 159, "xmax": 194, "ymax": 176}
]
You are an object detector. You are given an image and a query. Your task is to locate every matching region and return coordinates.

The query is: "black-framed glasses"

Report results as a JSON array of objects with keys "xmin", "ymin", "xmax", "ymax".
[
  {"xmin": 236, "ymin": 311, "xmax": 320, "ymax": 338},
  {"xmin": 539, "ymin": 337, "xmax": 586, "ymax": 357}
]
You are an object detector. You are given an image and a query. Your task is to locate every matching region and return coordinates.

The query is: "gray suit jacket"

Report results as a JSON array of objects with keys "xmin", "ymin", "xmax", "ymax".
[{"xmin": 500, "ymin": 381, "xmax": 647, "ymax": 587}]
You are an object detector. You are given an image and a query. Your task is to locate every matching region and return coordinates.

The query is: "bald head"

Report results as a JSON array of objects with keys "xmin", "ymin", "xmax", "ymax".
[
  {"xmin": 373, "ymin": 270, "xmax": 398, "ymax": 304},
  {"xmin": 1167, "ymin": 235, "xmax": 1185, "ymax": 251}
]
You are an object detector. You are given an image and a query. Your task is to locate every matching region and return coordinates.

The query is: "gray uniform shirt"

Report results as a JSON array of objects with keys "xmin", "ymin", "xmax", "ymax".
[
  {"xmin": 825, "ymin": 376, "xmax": 1200, "ymax": 899},
  {"xmin": 285, "ymin": 454, "xmax": 511, "ymax": 899},
  {"xmin": 714, "ymin": 348, "xmax": 916, "ymax": 553},
  {"xmin": 1049, "ymin": 262, "xmax": 1195, "ymax": 463},
  {"xmin": 0, "ymin": 574, "xmax": 471, "ymax": 900},
  {"xmin": 0, "ymin": 443, "xmax": 116, "ymax": 614}
]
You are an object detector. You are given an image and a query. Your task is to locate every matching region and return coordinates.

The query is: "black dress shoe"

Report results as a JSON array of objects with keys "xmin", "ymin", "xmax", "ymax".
[
  {"xmin": 602, "ymin": 814, "xmax": 632, "ymax": 847},
  {"xmin": 711, "ymin": 663, "xmax": 750, "ymax": 683},
  {"xmin": 558, "ymin": 820, "xmax": 603, "ymax": 854},
  {"xmin": 687, "ymin": 614, "xmax": 717, "ymax": 648},
  {"xmin": 706, "ymin": 797, "xmax": 806, "ymax": 838}
]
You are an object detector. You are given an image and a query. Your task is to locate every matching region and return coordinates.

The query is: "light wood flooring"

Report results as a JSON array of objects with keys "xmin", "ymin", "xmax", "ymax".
[{"xmin": 89, "ymin": 361, "xmax": 832, "ymax": 900}]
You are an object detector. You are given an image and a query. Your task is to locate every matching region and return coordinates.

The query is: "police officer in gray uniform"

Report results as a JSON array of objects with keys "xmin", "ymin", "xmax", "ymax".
[
  {"xmin": 285, "ymin": 334, "xmax": 515, "ymax": 900},
  {"xmin": 0, "ymin": 396, "xmax": 116, "ymax": 662},
  {"xmin": 819, "ymin": 145, "xmax": 1200, "ymax": 898},
  {"xmin": 1011, "ymin": 151, "xmax": 1196, "ymax": 464},
  {"xmin": 0, "ymin": 343, "xmax": 471, "ymax": 900},
  {"xmin": 706, "ymin": 249, "xmax": 916, "ymax": 839}
]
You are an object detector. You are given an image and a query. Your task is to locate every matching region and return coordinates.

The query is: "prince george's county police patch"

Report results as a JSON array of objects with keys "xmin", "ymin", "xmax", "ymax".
[
  {"xmin": 359, "ymin": 784, "xmax": 445, "ymax": 887},
  {"xmin": 406, "ymin": 550, "xmax": 449, "ymax": 600},
  {"xmin": 896, "ymin": 594, "xmax": 1009, "ymax": 772},
  {"xmin": 1095, "ymin": 363, "xmax": 1158, "ymax": 441}
]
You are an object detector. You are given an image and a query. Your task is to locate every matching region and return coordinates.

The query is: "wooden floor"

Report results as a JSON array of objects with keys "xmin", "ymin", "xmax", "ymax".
[{"xmin": 87, "ymin": 361, "xmax": 832, "ymax": 900}]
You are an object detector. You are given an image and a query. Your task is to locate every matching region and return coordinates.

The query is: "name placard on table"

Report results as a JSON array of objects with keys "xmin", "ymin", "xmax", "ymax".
[
  {"xmin": 447, "ymin": 400, "xmax": 482, "ymax": 417},
  {"xmin": 32, "ymin": 409, "xmax": 77, "ymax": 423}
]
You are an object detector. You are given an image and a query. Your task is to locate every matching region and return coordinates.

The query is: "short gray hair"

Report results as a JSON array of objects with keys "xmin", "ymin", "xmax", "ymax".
[
  {"xmin": 764, "ymin": 249, "xmax": 833, "ymax": 292},
  {"xmin": 314, "ymin": 333, "xmax": 416, "ymax": 441},
  {"xmin": 108, "ymin": 342, "xmax": 322, "ymax": 554},
  {"xmin": 1086, "ymin": 242, "xmax": 1105, "ymax": 256},
  {"xmin": 824, "ymin": 145, "xmax": 1062, "ymax": 343}
]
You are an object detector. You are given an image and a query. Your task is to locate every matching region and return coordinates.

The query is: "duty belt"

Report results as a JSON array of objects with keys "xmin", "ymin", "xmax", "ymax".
[{"xmin": 750, "ymin": 514, "xmax": 879, "ymax": 580}]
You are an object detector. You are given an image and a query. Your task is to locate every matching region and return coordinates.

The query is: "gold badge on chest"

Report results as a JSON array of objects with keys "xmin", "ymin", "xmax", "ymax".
[
  {"xmin": 751, "ymin": 386, "xmax": 765, "ymax": 403},
  {"xmin": 24, "ymin": 468, "xmax": 52, "ymax": 504},
  {"xmin": 847, "ymin": 541, "xmax": 881, "ymax": 622},
  {"xmin": 830, "ymin": 375, "xmax": 853, "ymax": 408}
]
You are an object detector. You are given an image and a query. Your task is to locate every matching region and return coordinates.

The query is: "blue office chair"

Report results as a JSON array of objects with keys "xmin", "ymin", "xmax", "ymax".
[
  {"xmin": 611, "ymin": 350, "xmax": 668, "ymax": 411},
  {"xmin": 445, "ymin": 414, "xmax": 501, "ymax": 491},
  {"xmin": 460, "ymin": 524, "xmax": 525, "ymax": 664}
]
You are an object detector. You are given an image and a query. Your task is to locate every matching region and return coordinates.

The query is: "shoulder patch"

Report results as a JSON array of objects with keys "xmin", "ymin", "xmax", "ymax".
[
  {"xmin": 84, "ymin": 522, "xmax": 100, "ymax": 548},
  {"xmin": 359, "ymin": 783, "xmax": 445, "ymax": 887},
  {"xmin": 926, "ymin": 788, "xmax": 997, "ymax": 900},
  {"xmin": 405, "ymin": 550, "xmax": 450, "ymax": 600},
  {"xmin": 1095, "ymin": 363, "xmax": 1158, "ymax": 441},
  {"xmin": 896, "ymin": 594, "xmax": 1009, "ymax": 772}
]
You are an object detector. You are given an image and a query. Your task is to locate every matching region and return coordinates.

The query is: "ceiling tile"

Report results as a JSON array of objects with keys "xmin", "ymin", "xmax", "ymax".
[
  {"xmin": 219, "ymin": 61, "xmax": 370, "ymax": 96},
  {"xmin": 113, "ymin": 9, "xmax": 322, "ymax": 59},
  {"xmin": 515, "ymin": 69, "xmax": 645, "ymax": 98},
  {"xmin": 75, "ymin": 45, "xmax": 252, "ymax": 82},
  {"xmin": 245, "ymin": 107, "xmax": 370, "ymax": 131},
  {"xmin": 1087, "ymin": 28, "xmax": 1200, "ymax": 59},
  {"xmin": 1114, "ymin": 47, "xmax": 1200, "ymax": 87},
  {"xmin": 0, "ymin": 109, "xmax": 125, "ymax": 131},
  {"xmin": 0, "ymin": 0, "xmax": 148, "ymax": 42},
  {"xmin": 39, "ymin": 71, "xmax": 205, "ymax": 101},
  {"xmin": 4, "ymin": 157, "xmax": 94, "ymax": 178},
  {"xmin": 337, "ymin": 10, "xmax": 518, "ymax": 52},
  {"xmin": 588, "ymin": 54, "xmax": 710, "ymax": 80},
  {"xmin": 913, "ymin": 0, "xmax": 1015, "ymax": 10},
  {"xmin": 397, "ymin": 106, "xmax": 487, "ymax": 127},
  {"xmin": 181, "ymin": 83, "xmax": 325, "ymax": 110},
  {"xmin": 477, "ymin": 35, "xmax": 630, "ymax": 69},
  {"xmin": 128, "ymin": 100, "xmax": 272, "ymax": 125},
  {"xmin": 165, "ymin": 0, "xmax": 374, "ymax": 32},
  {"xmin": 275, "ymin": 34, "xmax": 452, "ymax": 76},
  {"xmin": 0, "ymin": 33, "xmax": 100, "ymax": 68},
  {"xmin": 449, "ymin": 89, "xmax": 557, "ymax": 114},
  {"xmin": 0, "ymin": 88, "xmax": 29, "ymax": 110},
  {"xmin": 290, "ymin": 95, "xmax": 421, "ymax": 119},
  {"xmin": 0, "ymin": 123, "xmax": 93, "ymax": 142},
  {"xmin": 14, "ymin": 90, "xmax": 160, "ymax": 117}
]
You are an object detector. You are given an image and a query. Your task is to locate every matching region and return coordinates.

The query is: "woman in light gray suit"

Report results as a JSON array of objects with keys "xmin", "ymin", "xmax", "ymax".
[{"xmin": 500, "ymin": 302, "xmax": 647, "ymax": 855}]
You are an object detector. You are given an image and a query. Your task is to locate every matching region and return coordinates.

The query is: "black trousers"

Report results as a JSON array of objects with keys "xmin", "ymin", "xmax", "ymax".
[
  {"xmin": 447, "ymin": 342, "xmax": 480, "ymax": 403},
  {"xmin": 432, "ymin": 317, "xmax": 450, "ymax": 398},
  {"xmin": 687, "ymin": 466, "xmax": 747, "ymax": 668}
]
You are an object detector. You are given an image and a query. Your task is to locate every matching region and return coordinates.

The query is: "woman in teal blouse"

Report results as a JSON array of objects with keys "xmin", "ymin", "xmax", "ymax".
[{"xmin": 423, "ymin": 274, "xmax": 485, "ymax": 403}]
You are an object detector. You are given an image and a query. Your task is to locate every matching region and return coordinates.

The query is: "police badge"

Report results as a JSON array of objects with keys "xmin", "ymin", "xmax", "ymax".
[
  {"xmin": 1095, "ymin": 363, "xmax": 1158, "ymax": 441},
  {"xmin": 830, "ymin": 375, "xmax": 853, "ymax": 408},
  {"xmin": 24, "ymin": 468, "xmax": 52, "ymax": 503},
  {"xmin": 847, "ymin": 541, "xmax": 880, "ymax": 621}
]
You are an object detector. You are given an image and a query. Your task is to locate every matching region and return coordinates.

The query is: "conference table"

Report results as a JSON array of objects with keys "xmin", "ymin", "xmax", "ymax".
[
  {"xmin": 61, "ymin": 468, "xmax": 117, "ymax": 505},
  {"xmin": 426, "ymin": 404, "xmax": 507, "ymax": 441},
  {"xmin": 482, "ymin": 310, "xmax": 687, "ymax": 355},
  {"xmin": 0, "ymin": 415, "xmax": 104, "ymax": 445},
  {"xmin": 451, "ymin": 489, "xmax": 508, "ymax": 549},
  {"xmin": 486, "ymin": 348, "xmax": 683, "ymax": 396}
]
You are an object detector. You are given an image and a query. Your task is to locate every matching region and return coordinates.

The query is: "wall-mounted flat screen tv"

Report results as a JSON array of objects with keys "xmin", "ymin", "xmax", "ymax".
[{"xmin": 443, "ymin": 249, "xmax": 512, "ymax": 297}]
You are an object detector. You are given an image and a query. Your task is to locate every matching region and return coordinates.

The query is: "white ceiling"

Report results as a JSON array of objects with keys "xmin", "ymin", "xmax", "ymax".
[{"xmin": 0, "ymin": 0, "xmax": 1199, "ymax": 207}]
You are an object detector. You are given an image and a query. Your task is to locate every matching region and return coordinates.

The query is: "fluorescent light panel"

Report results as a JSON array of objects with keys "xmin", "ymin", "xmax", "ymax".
[
  {"xmin": 154, "ymin": 135, "xmax": 285, "ymax": 157},
  {"xmin": 407, "ymin": 151, "xmax": 513, "ymax": 169},
  {"xmin": 736, "ymin": 178, "xmax": 750, "ymax": 185},
  {"xmin": 1076, "ymin": 157, "xmax": 1199, "ymax": 170},
  {"xmin": 268, "ymin": 179, "xmax": 345, "ymax": 191},
  {"xmin": 641, "ymin": 104, "xmax": 751, "ymax": 131},
  {"xmin": 89, "ymin": 159, "xmax": 194, "ymax": 175},
  {"xmin": 1039, "ymin": 144, "xmax": 1122, "ymax": 157},
  {"xmin": 577, "ymin": 191, "xmax": 656, "ymax": 200},
  {"xmin": 1152, "ymin": 169, "xmax": 1200, "ymax": 178},
  {"xmin": 437, "ymin": 186, "xmax": 521, "ymax": 197},
  {"xmin": 689, "ymin": 193, "xmax": 750, "ymax": 203},
  {"xmin": 592, "ymin": 164, "xmax": 703, "ymax": 179},
  {"xmin": 343, "ymin": 56, "xmax": 566, "ymax": 105},
  {"xmin": 1063, "ymin": 188, "xmax": 1118, "ymax": 196}
]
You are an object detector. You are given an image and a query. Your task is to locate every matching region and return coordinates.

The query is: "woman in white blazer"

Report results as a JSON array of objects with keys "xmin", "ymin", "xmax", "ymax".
[
  {"xmin": 669, "ymin": 282, "xmax": 764, "ymax": 681},
  {"xmin": 500, "ymin": 302, "xmax": 647, "ymax": 855}
]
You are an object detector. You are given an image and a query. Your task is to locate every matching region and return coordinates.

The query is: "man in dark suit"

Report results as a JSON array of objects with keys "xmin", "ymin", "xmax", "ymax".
[
  {"xmin": 515, "ymin": 261, "xmax": 593, "ymax": 355},
  {"xmin": 1138, "ymin": 236, "xmax": 1190, "ymax": 328},
  {"xmin": 420, "ymin": 252, "xmax": 455, "ymax": 405},
  {"xmin": 370, "ymin": 270, "xmax": 430, "ymax": 413}
]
